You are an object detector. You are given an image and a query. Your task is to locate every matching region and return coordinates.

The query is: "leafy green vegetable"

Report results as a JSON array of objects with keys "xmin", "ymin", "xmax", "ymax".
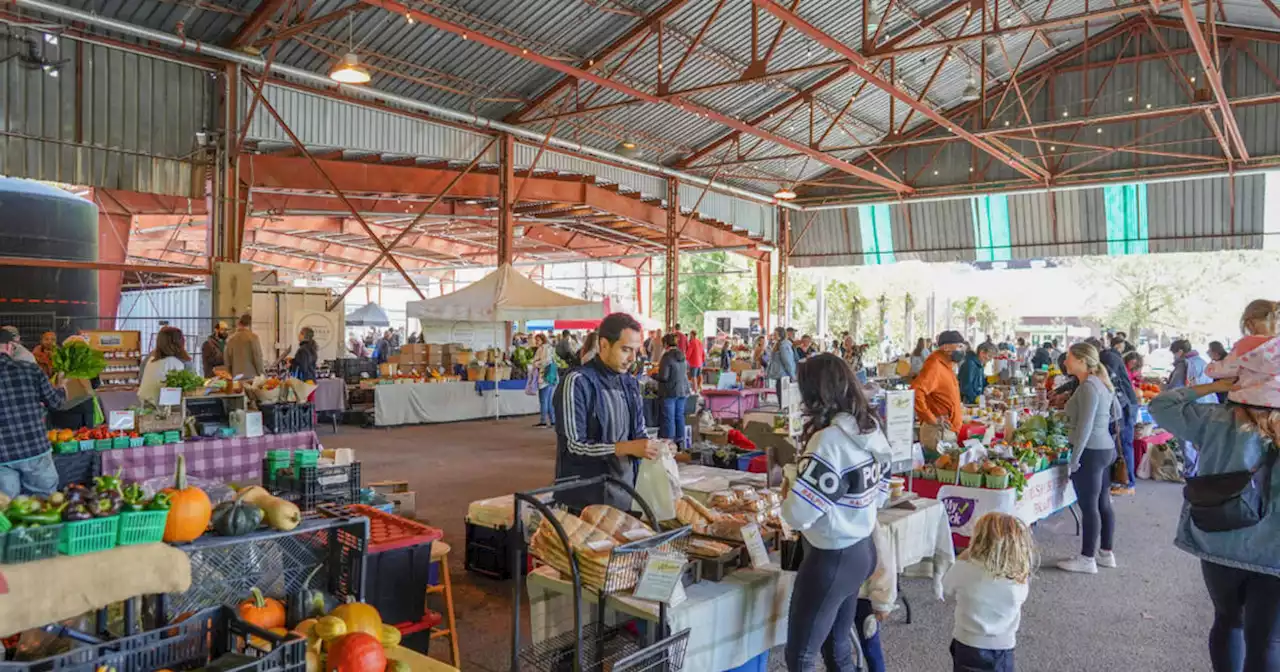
[
  {"xmin": 995, "ymin": 459, "xmax": 1028, "ymax": 497},
  {"xmin": 164, "ymin": 369, "xmax": 206, "ymax": 392},
  {"xmin": 511, "ymin": 346, "xmax": 535, "ymax": 368},
  {"xmin": 51, "ymin": 341, "xmax": 107, "ymax": 379}
]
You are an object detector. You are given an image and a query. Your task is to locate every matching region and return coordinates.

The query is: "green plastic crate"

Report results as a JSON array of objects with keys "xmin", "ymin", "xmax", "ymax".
[
  {"xmin": 129, "ymin": 437, "xmax": 145, "ymax": 448},
  {"xmin": 162, "ymin": 430, "xmax": 182, "ymax": 444},
  {"xmin": 5, "ymin": 524, "xmax": 62, "ymax": 563},
  {"xmin": 143, "ymin": 433, "xmax": 164, "ymax": 446},
  {"xmin": 95, "ymin": 439, "xmax": 114, "ymax": 451},
  {"xmin": 118, "ymin": 510, "xmax": 169, "ymax": 546},
  {"xmin": 78, "ymin": 440, "xmax": 96, "ymax": 452},
  {"xmin": 54, "ymin": 441, "xmax": 80, "ymax": 455},
  {"xmin": 0, "ymin": 512, "xmax": 11, "ymax": 534},
  {"xmin": 59, "ymin": 516, "xmax": 120, "ymax": 556},
  {"xmin": 266, "ymin": 450, "xmax": 291, "ymax": 460},
  {"xmin": 112, "ymin": 437, "xmax": 131, "ymax": 450}
]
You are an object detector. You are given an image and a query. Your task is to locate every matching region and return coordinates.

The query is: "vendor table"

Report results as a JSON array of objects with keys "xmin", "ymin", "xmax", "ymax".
[
  {"xmin": 98, "ymin": 431, "xmax": 319, "ymax": 484},
  {"xmin": 701, "ymin": 387, "xmax": 771, "ymax": 421},
  {"xmin": 374, "ymin": 381, "xmax": 538, "ymax": 426},
  {"xmin": 1134, "ymin": 430, "xmax": 1173, "ymax": 478},
  {"xmin": 909, "ymin": 465, "xmax": 1077, "ymax": 546},
  {"xmin": 313, "ymin": 378, "xmax": 346, "ymax": 413}
]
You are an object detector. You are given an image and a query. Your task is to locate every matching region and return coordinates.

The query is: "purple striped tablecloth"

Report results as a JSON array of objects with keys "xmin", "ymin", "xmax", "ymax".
[{"xmin": 99, "ymin": 432, "xmax": 320, "ymax": 484}]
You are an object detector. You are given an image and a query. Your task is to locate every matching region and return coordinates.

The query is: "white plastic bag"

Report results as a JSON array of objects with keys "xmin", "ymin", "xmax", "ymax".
[{"xmin": 633, "ymin": 444, "xmax": 683, "ymax": 521}]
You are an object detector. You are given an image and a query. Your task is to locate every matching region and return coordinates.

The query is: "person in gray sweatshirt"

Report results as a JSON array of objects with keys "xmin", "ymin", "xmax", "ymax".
[
  {"xmin": 1058, "ymin": 342, "xmax": 1121, "ymax": 575},
  {"xmin": 781, "ymin": 354, "xmax": 892, "ymax": 671}
]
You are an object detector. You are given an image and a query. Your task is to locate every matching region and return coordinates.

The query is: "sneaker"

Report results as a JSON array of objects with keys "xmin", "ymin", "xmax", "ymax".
[
  {"xmin": 1097, "ymin": 550, "xmax": 1118, "ymax": 568},
  {"xmin": 1057, "ymin": 556, "xmax": 1098, "ymax": 574},
  {"xmin": 533, "ymin": 422, "xmax": 547, "ymax": 427},
  {"xmin": 1111, "ymin": 486, "xmax": 1135, "ymax": 496}
]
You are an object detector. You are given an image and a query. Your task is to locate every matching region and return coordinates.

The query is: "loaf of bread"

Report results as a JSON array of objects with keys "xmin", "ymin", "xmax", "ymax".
[
  {"xmin": 704, "ymin": 518, "xmax": 748, "ymax": 540},
  {"xmin": 708, "ymin": 490, "xmax": 738, "ymax": 509},
  {"xmin": 731, "ymin": 485, "xmax": 760, "ymax": 502},
  {"xmin": 580, "ymin": 505, "xmax": 654, "ymax": 543},
  {"xmin": 688, "ymin": 538, "xmax": 733, "ymax": 558},
  {"xmin": 676, "ymin": 495, "xmax": 720, "ymax": 527},
  {"xmin": 529, "ymin": 510, "xmax": 617, "ymax": 590}
]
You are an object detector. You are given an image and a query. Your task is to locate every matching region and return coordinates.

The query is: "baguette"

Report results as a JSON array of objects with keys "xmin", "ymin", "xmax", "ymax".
[
  {"xmin": 581, "ymin": 505, "xmax": 653, "ymax": 543},
  {"xmin": 688, "ymin": 538, "xmax": 733, "ymax": 558}
]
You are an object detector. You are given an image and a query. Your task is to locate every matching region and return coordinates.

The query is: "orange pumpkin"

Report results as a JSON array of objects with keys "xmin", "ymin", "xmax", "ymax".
[
  {"xmin": 161, "ymin": 454, "xmax": 212, "ymax": 543},
  {"xmin": 325, "ymin": 633, "xmax": 385, "ymax": 672},
  {"xmin": 328, "ymin": 601, "xmax": 382, "ymax": 637},
  {"xmin": 239, "ymin": 587, "xmax": 287, "ymax": 630}
]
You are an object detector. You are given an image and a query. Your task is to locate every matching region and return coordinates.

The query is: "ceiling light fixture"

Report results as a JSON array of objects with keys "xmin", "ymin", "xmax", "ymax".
[
  {"xmin": 329, "ymin": 16, "xmax": 371, "ymax": 85},
  {"xmin": 961, "ymin": 70, "xmax": 980, "ymax": 102},
  {"xmin": 773, "ymin": 188, "xmax": 797, "ymax": 201}
]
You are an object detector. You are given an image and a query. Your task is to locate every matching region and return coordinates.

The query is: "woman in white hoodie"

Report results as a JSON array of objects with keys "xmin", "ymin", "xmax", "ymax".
[{"xmin": 782, "ymin": 353, "xmax": 893, "ymax": 671}]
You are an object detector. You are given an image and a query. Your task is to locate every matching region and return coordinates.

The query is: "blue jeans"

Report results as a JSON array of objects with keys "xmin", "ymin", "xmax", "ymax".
[
  {"xmin": 1116, "ymin": 405, "xmax": 1136, "ymax": 487},
  {"xmin": 0, "ymin": 451, "xmax": 59, "ymax": 498},
  {"xmin": 538, "ymin": 385, "xmax": 555, "ymax": 425},
  {"xmin": 1201, "ymin": 560, "xmax": 1280, "ymax": 672},
  {"xmin": 951, "ymin": 640, "xmax": 1015, "ymax": 672},
  {"xmin": 854, "ymin": 598, "xmax": 886, "ymax": 672},
  {"xmin": 661, "ymin": 396, "xmax": 686, "ymax": 446}
]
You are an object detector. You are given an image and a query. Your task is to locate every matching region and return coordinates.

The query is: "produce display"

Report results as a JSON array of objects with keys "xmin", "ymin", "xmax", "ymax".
[
  {"xmin": 674, "ymin": 485, "xmax": 784, "ymax": 542},
  {"xmin": 917, "ymin": 411, "xmax": 1070, "ymax": 496},
  {"xmin": 163, "ymin": 368, "xmax": 206, "ymax": 393},
  {"xmin": 47, "ymin": 427, "xmax": 140, "ymax": 443},
  {"xmin": 1136, "ymin": 382, "xmax": 1162, "ymax": 403},
  {"xmin": 3, "ymin": 471, "xmax": 168, "ymax": 526},
  {"xmin": 290, "ymin": 598, "xmax": 403, "ymax": 672},
  {"xmin": 51, "ymin": 340, "xmax": 107, "ymax": 380}
]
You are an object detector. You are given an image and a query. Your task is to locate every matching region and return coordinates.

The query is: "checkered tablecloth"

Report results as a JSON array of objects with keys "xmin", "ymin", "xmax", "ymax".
[{"xmin": 99, "ymin": 432, "xmax": 320, "ymax": 484}]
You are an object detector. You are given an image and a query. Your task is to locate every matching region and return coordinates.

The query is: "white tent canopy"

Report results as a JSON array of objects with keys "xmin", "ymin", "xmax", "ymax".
[{"xmin": 405, "ymin": 264, "xmax": 604, "ymax": 322}]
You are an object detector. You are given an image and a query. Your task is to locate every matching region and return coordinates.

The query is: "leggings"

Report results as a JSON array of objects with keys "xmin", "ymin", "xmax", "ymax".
[
  {"xmin": 1201, "ymin": 560, "xmax": 1280, "ymax": 672},
  {"xmin": 1070, "ymin": 448, "xmax": 1116, "ymax": 557},
  {"xmin": 786, "ymin": 537, "xmax": 877, "ymax": 672}
]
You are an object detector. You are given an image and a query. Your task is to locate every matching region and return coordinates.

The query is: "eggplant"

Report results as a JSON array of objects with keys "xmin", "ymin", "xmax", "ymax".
[{"xmin": 62, "ymin": 503, "xmax": 93, "ymax": 522}]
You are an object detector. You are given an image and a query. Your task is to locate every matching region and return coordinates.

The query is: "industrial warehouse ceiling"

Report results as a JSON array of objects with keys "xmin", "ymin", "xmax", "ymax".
[{"xmin": 4, "ymin": 0, "xmax": 1280, "ymax": 281}]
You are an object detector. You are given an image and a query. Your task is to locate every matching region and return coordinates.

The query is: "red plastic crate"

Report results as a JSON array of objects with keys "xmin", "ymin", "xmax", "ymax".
[{"xmin": 346, "ymin": 504, "xmax": 443, "ymax": 553}]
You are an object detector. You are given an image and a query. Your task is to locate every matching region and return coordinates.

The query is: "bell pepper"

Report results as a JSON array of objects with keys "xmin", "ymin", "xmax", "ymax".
[
  {"xmin": 146, "ymin": 492, "xmax": 172, "ymax": 511},
  {"xmin": 5, "ymin": 495, "xmax": 40, "ymax": 518},
  {"xmin": 121, "ymin": 483, "xmax": 146, "ymax": 506},
  {"xmin": 94, "ymin": 469, "xmax": 123, "ymax": 495},
  {"xmin": 14, "ymin": 509, "xmax": 62, "ymax": 526}
]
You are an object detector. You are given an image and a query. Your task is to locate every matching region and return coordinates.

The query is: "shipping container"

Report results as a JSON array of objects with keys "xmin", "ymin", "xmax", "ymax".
[{"xmin": 116, "ymin": 285, "xmax": 345, "ymax": 375}]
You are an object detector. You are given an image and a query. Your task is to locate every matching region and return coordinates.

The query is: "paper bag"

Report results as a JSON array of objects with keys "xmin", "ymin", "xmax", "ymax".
[
  {"xmin": 286, "ymin": 378, "xmax": 318, "ymax": 402},
  {"xmin": 633, "ymin": 445, "xmax": 683, "ymax": 522}
]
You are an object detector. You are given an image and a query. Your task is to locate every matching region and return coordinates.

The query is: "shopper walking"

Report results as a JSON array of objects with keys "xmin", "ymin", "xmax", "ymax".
[
  {"xmin": 1101, "ymin": 337, "xmax": 1140, "ymax": 495},
  {"xmin": 0, "ymin": 329, "xmax": 66, "ymax": 498},
  {"xmin": 686, "ymin": 329, "xmax": 706, "ymax": 393},
  {"xmin": 765, "ymin": 326, "xmax": 798, "ymax": 403},
  {"xmin": 653, "ymin": 334, "xmax": 690, "ymax": 446},
  {"xmin": 1149, "ymin": 347, "xmax": 1280, "ymax": 672},
  {"xmin": 943, "ymin": 512, "xmax": 1035, "ymax": 672},
  {"xmin": 911, "ymin": 331, "xmax": 966, "ymax": 452},
  {"xmin": 781, "ymin": 353, "xmax": 891, "ymax": 672},
  {"xmin": 531, "ymin": 333, "xmax": 558, "ymax": 428},
  {"xmin": 225, "ymin": 314, "xmax": 266, "ymax": 379},
  {"xmin": 288, "ymin": 327, "xmax": 318, "ymax": 382},
  {"xmin": 201, "ymin": 321, "xmax": 229, "ymax": 376},
  {"xmin": 1058, "ymin": 342, "xmax": 1120, "ymax": 575}
]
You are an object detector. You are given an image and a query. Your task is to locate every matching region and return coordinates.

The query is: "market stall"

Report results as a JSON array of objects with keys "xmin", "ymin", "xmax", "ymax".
[
  {"xmin": 374, "ymin": 380, "xmax": 538, "ymax": 426},
  {"xmin": 701, "ymin": 386, "xmax": 772, "ymax": 421},
  {"xmin": 910, "ymin": 465, "xmax": 1077, "ymax": 546}
]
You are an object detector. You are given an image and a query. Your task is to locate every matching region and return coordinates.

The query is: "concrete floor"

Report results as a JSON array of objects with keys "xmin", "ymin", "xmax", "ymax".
[{"xmin": 334, "ymin": 417, "xmax": 1214, "ymax": 672}]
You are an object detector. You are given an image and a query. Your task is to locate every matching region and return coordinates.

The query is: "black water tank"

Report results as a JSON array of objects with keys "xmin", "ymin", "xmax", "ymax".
[{"xmin": 0, "ymin": 177, "xmax": 99, "ymax": 329}]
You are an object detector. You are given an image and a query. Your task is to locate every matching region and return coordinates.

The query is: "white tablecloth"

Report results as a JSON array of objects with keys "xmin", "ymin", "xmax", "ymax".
[
  {"xmin": 878, "ymin": 497, "xmax": 955, "ymax": 599},
  {"xmin": 374, "ymin": 381, "xmax": 538, "ymax": 426}
]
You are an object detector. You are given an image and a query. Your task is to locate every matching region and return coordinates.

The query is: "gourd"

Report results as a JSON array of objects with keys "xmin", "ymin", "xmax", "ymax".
[
  {"xmin": 211, "ymin": 500, "xmax": 263, "ymax": 536},
  {"xmin": 288, "ymin": 565, "xmax": 329, "ymax": 626},
  {"xmin": 237, "ymin": 485, "xmax": 302, "ymax": 531},
  {"xmin": 328, "ymin": 600, "xmax": 382, "ymax": 637},
  {"xmin": 238, "ymin": 587, "xmax": 287, "ymax": 630},
  {"xmin": 325, "ymin": 633, "xmax": 386, "ymax": 672},
  {"xmin": 161, "ymin": 454, "xmax": 213, "ymax": 542},
  {"xmin": 312, "ymin": 616, "xmax": 347, "ymax": 642},
  {"xmin": 378, "ymin": 624, "xmax": 401, "ymax": 649}
]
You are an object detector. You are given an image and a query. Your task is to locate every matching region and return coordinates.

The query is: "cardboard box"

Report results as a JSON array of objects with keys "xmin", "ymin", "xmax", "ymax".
[{"xmin": 369, "ymin": 481, "xmax": 417, "ymax": 518}]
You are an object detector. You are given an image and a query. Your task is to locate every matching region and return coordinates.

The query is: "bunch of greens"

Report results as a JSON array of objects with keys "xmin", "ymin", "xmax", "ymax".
[
  {"xmin": 51, "ymin": 341, "xmax": 107, "ymax": 379},
  {"xmin": 511, "ymin": 346, "xmax": 535, "ymax": 368},
  {"xmin": 995, "ymin": 459, "xmax": 1029, "ymax": 497},
  {"xmin": 164, "ymin": 368, "xmax": 206, "ymax": 392}
]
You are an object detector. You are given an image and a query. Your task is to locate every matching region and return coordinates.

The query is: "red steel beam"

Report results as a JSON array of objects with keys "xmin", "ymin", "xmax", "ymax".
[
  {"xmin": 755, "ymin": 0, "xmax": 1049, "ymax": 182},
  {"xmin": 363, "ymin": 0, "xmax": 910, "ymax": 193},
  {"xmin": 870, "ymin": 4, "xmax": 1149, "ymax": 57},
  {"xmin": 508, "ymin": 0, "xmax": 690, "ymax": 122},
  {"xmin": 229, "ymin": 0, "xmax": 290, "ymax": 48},
  {"xmin": 0, "ymin": 255, "xmax": 211, "ymax": 275},
  {"xmin": 1177, "ymin": 0, "xmax": 1249, "ymax": 160},
  {"xmin": 251, "ymin": 5, "xmax": 366, "ymax": 48}
]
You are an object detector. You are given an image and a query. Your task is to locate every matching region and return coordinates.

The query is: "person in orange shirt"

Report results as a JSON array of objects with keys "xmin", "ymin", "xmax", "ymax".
[{"xmin": 911, "ymin": 330, "xmax": 967, "ymax": 452}]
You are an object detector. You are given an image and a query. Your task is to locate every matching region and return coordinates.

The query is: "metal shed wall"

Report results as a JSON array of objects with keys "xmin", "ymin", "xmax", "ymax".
[
  {"xmin": 790, "ymin": 173, "xmax": 1267, "ymax": 266},
  {"xmin": 0, "ymin": 37, "xmax": 209, "ymax": 196},
  {"xmin": 678, "ymin": 184, "xmax": 775, "ymax": 241}
]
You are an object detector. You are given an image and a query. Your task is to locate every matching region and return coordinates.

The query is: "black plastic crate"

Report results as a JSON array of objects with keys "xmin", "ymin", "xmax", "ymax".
[
  {"xmin": 0, "ymin": 606, "xmax": 306, "ymax": 672},
  {"xmin": 291, "ymin": 403, "xmax": 314, "ymax": 432},
  {"xmin": 54, "ymin": 450, "xmax": 101, "ymax": 489},
  {"xmin": 366, "ymin": 539, "xmax": 434, "ymax": 624},
  {"xmin": 464, "ymin": 520, "xmax": 527, "ymax": 580},
  {"xmin": 329, "ymin": 359, "xmax": 377, "ymax": 384},
  {"xmin": 270, "ymin": 462, "xmax": 362, "ymax": 512},
  {"xmin": 259, "ymin": 403, "xmax": 294, "ymax": 434}
]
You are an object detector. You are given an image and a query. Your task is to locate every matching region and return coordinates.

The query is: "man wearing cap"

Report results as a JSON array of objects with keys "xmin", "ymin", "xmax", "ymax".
[
  {"xmin": 0, "ymin": 329, "xmax": 66, "ymax": 498},
  {"xmin": 202, "ymin": 321, "xmax": 230, "ymax": 376},
  {"xmin": 0, "ymin": 326, "xmax": 37, "ymax": 365},
  {"xmin": 911, "ymin": 331, "xmax": 967, "ymax": 452}
]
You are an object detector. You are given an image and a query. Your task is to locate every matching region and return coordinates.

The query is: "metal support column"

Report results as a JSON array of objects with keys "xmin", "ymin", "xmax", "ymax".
[
  {"xmin": 498, "ymin": 134, "xmax": 515, "ymax": 266},
  {"xmin": 776, "ymin": 207, "xmax": 790, "ymax": 328},
  {"xmin": 213, "ymin": 63, "xmax": 246, "ymax": 264},
  {"xmin": 756, "ymin": 258, "xmax": 771, "ymax": 333},
  {"xmin": 664, "ymin": 178, "xmax": 679, "ymax": 330}
]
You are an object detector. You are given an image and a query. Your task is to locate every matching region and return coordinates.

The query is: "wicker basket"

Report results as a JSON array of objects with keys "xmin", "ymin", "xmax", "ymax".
[
  {"xmin": 487, "ymin": 365, "xmax": 511, "ymax": 381},
  {"xmin": 452, "ymin": 351, "xmax": 474, "ymax": 367}
]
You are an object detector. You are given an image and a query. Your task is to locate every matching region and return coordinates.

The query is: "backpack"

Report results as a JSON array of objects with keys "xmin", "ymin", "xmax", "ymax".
[{"xmin": 1183, "ymin": 441, "xmax": 1277, "ymax": 533}]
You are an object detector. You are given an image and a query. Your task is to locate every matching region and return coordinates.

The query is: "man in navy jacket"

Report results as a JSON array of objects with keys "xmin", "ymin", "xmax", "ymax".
[
  {"xmin": 553, "ymin": 313, "xmax": 662, "ymax": 510},
  {"xmin": 959, "ymin": 343, "xmax": 996, "ymax": 404}
]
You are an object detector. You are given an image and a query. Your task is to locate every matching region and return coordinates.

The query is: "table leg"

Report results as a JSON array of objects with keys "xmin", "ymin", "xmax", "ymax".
[
  {"xmin": 124, "ymin": 597, "xmax": 137, "ymax": 635},
  {"xmin": 898, "ymin": 578, "xmax": 913, "ymax": 625},
  {"xmin": 1070, "ymin": 504, "xmax": 1081, "ymax": 536}
]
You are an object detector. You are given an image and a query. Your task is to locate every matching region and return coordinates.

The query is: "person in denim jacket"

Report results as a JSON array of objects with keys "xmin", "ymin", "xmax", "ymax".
[{"xmin": 1149, "ymin": 357, "xmax": 1280, "ymax": 672}]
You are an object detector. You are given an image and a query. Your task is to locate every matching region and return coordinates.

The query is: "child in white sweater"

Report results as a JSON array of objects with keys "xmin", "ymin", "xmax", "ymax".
[{"xmin": 942, "ymin": 512, "xmax": 1035, "ymax": 672}]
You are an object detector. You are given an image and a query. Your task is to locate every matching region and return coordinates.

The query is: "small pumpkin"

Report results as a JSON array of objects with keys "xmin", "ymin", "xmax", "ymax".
[
  {"xmin": 312, "ymin": 615, "xmax": 347, "ymax": 642},
  {"xmin": 212, "ymin": 499, "xmax": 264, "ymax": 536},
  {"xmin": 293, "ymin": 618, "xmax": 319, "ymax": 639},
  {"xmin": 325, "ymin": 633, "xmax": 385, "ymax": 672},
  {"xmin": 239, "ymin": 587, "xmax": 286, "ymax": 630},
  {"xmin": 377, "ymin": 624, "xmax": 401, "ymax": 649},
  {"xmin": 328, "ymin": 600, "xmax": 382, "ymax": 637},
  {"xmin": 161, "ymin": 454, "xmax": 213, "ymax": 543}
]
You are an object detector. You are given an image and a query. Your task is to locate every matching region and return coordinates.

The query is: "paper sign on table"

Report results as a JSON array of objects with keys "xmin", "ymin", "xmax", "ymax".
[
  {"xmin": 633, "ymin": 552, "xmax": 687, "ymax": 603},
  {"xmin": 741, "ymin": 523, "xmax": 771, "ymax": 568},
  {"xmin": 108, "ymin": 410, "xmax": 135, "ymax": 431},
  {"xmin": 158, "ymin": 387, "xmax": 182, "ymax": 407}
]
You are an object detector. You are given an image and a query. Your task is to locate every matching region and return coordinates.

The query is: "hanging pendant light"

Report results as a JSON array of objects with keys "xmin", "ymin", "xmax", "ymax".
[
  {"xmin": 329, "ymin": 15, "xmax": 371, "ymax": 85},
  {"xmin": 773, "ymin": 187, "xmax": 797, "ymax": 201}
]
